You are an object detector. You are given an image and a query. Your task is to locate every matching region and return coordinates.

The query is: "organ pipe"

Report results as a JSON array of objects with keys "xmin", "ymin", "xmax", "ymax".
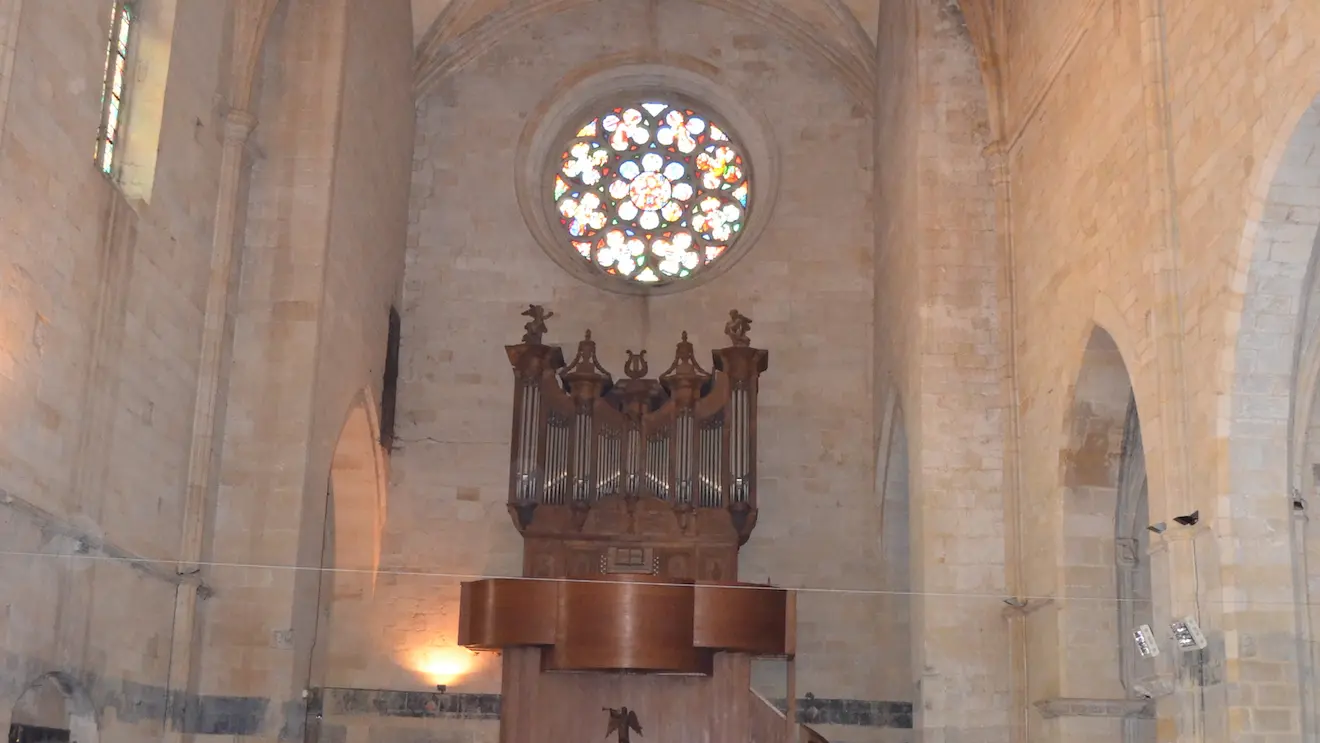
[{"xmin": 503, "ymin": 306, "xmax": 768, "ymax": 539}]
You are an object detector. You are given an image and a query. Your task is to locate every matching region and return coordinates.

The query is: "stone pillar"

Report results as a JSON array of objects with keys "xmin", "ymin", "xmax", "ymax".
[
  {"xmin": 162, "ymin": 106, "xmax": 259, "ymax": 743},
  {"xmin": 1131, "ymin": 0, "xmax": 1232, "ymax": 739},
  {"xmin": 909, "ymin": 2, "xmax": 1012, "ymax": 742}
]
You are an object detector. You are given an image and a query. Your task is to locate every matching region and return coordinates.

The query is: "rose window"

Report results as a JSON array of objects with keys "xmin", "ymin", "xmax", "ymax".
[{"xmin": 552, "ymin": 100, "xmax": 751, "ymax": 285}]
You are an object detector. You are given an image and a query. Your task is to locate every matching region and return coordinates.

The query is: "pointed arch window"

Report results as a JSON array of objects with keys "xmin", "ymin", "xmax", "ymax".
[{"xmin": 96, "ymin": 1, "xmax": 133, "ymax": 175}]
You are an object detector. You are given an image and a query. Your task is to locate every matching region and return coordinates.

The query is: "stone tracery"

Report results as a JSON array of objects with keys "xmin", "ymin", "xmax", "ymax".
[{"xmin": 551, "ymin": 100, "xmax": 751, "ymax": 285}]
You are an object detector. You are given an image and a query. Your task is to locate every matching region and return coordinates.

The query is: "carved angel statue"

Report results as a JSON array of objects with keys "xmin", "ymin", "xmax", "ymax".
[
  {"xmin": 603, "ymin": 706, "xmax": 643, "ymax": 743},
  {"xmin": 724, "ymin": 309, "xmax": 752, "ymax": 347},
  {"xmin": 521, "ymin": 304, "xmax": 554, "ymax": 344}
]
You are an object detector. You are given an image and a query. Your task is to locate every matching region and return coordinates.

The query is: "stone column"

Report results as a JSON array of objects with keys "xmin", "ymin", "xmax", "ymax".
[
  {"xmin": 909, "ymin": 3, "xmax": 1012, "ymax": 742},
  {"xmin": 162, "ymin": 106, "xmax": 258, "ymax": 743},
  {"xmin": 1132, "ymin": 0, "xmax": 1232, "ymax": 739},
  {"xmin": 984, "ymin": 138, "xmax": 1030, "ymax": 743}
]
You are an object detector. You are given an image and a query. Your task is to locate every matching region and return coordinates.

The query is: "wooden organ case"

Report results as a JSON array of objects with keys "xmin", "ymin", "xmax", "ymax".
[{"xmin": 458, "ymin": 307, "xmax": 812, "ymax": 743}]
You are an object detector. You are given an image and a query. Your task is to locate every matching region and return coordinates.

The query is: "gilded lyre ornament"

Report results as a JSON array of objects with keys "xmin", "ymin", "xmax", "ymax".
[
  {"xmin": 521, "ymin": 304, "xmax": 554, "ymax": 344},
  {"xmin": 603, "ymin": 707, "xmax": 643, "ymax": 743},
  {"xmin": 624, "ymin": 349, "xmax": 648, "ymax": 379},
  {"xmin": 724, "ymin": 309, "xmax": 752, "ymax": 347}
]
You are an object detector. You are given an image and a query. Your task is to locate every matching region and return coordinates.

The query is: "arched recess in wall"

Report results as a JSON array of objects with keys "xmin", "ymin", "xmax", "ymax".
[
  {"xmin": 875, "ymin": 391, "xmax": 914, "ymax": 708},
  {"xmin": 1224, "ymin": 87, "xmax": 1320, "ymax": 735},
  {"xmin": 1051, "ymin": 327, "xmax": 1155, "ymax": 742},
  {"xmin": 7, "ymin": 672, "xmax": 99, "ymax": 743},
  {"xmin": 309, "ymin": 388, "xmax": 390, "ymax": 687}
]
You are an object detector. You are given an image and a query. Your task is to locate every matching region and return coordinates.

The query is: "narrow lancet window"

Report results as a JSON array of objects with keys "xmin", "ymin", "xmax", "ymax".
[{"xmin": 96, "ymin": 2, "xmax": 133, "ymax": 175}]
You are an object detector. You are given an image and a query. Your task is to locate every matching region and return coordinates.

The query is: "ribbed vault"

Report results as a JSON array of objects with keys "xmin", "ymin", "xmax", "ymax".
[
  {"xmin": 411, "ymin": 0, "xmax": 878, "ymax": 106},
  {"xmin": 410, "ymin": 0, "xmax": 999, "ymax": 115},
  {"xmin": 242, "ymin": 1, "xmax": 998, "ymax": 116}
]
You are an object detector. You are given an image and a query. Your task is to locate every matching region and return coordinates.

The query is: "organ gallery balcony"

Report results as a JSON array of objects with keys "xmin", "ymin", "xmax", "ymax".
[{"xmin": 458, "ymin": 575, "xmax": 794, "ymax": 674}]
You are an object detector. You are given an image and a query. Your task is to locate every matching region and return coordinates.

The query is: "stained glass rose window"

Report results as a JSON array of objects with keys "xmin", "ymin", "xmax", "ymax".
[{"xmin": 551, "ymin": 100, "xmax": 751, "ymax": 285}]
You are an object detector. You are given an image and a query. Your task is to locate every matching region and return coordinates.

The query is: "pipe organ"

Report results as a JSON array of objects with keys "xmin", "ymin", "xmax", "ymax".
[
  {"xmin": 502, "ymin": 306, "xmax": 768, "ymax": 583},
  {"xmin": 458, "ymin": 307, "xmax": 803, "ymax": 743}
]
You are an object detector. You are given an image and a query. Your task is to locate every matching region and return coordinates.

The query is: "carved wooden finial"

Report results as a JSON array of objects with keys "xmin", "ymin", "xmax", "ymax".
[
  {"xmin": 624, "ymin": 350, "xmax": 648, "ymax": 379},
  {"xmin": 561, "ymin": 329, "xmax": 611, "ymax": 382},
  {"xmin": 520, "ymin": 304, "xmax": 554, "ymax": 344},
  {"xmin": 724, "ymin": 309, "xmax": 752, "ymax": 347},
  {"xmin": 659, "ymin": 330, "xmax": 710, "ymax": 387}
]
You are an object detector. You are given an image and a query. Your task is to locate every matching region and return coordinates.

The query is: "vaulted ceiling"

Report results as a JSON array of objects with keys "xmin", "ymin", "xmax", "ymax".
[
  {"xmin": 410, "ymin": 0, "xmax": 881, "ymax": 46},
  {"xmin": 410, "ymin": 0, "xmax": 879, "ymax": 105},
  {"xmin": 408, "ymin": 0, "xmax": 999, "ymax": 111}
]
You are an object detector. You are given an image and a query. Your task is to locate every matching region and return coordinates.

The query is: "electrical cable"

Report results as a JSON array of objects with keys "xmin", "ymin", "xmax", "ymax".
[{"xmin": 0, "ymin": 546, "xmax": 1311, "ymax": 608}]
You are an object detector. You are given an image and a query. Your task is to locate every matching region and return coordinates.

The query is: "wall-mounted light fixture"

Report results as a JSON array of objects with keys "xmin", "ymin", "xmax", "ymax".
[
  {"xmin": 1132, "ymin": 624, "xmax": 1159, "ymax": 658},
  {"xmin": 1170, "ymin": 617, "xmax": 1207, "ymax": 651}
]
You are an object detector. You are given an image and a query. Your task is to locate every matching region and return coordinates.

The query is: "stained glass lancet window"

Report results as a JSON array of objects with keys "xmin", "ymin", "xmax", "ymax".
[
  {"xmin": 552, "ymin": 100, "xmax": 751, "ymax": 285},
  {"xmin": 96, "ymin": 1, "xmax": 133, "ymax": 175}
]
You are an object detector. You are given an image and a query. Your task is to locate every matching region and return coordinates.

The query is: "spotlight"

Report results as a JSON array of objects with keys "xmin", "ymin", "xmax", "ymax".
[
  {"xmin": 436, "ymin": 684, "xmax": 448, "ymax": 694},
  {"xmin": 1170, "ymin": 617, "xmax": 1207, "ymax": 651},
  {"xmin": 1173, "ymin": 511, "xmax": 1199, "ymax": 527},
  {"xmin": 1132, "ymin": 624, "xmax": 1160, "ymax": 658},
  {"xmin": 1147, "ymin": 522, "xmax": 1167, "ymax": 534}
]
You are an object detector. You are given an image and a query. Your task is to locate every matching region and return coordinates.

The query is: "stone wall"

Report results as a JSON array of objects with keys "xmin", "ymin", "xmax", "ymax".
[
  {"xmin": 199, "ymin": 0, "xmax": 416, "ymax": 738},
  {"xmin": 0, "ymin": 1, "xmax": 232, "ymax": 741},
  {"xmin": 5, "ymin": 2, "xmax": 1320, "ymax": 743},
  {"xmin": 389, "ymin": 0, "xmax": 881, "ymax": 732},
  {"xmin": 0, "ymin": 0, "xmax": 416, "ymax": 740},
  {"xmin": 995, "ymin": 0, "xmax": 1320, "ymax": 740},
  {"xmin": 872, "ymin": 0, "xmax": 1011, "ymax": 740}
]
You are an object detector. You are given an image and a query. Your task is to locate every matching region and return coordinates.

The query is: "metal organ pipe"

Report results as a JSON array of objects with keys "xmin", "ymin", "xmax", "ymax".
[
  {"xmin": 573, "ymin": 409, "xmax": 593, "ymax": 501},
  {"xmin": 731, "ymin": 388, "xmax": 749, "ymax": 503},
  {"xmin": 675, "ymin": 411, "xmax": 693, "ymax": 504},
  {"xmin": 506, "ymin": 317, "xmax": 765, "ymax": 519},
  {"xmin": 699, "ymin": 418, "xmax": 722, "ymax": 508},
  {"xmin": 625, "ymin": 427, "xmax": 641, "ymax": 495},
  {"xmin": 516, "ymin": 381, "xmax": 540, "ymax": 503},
  {"xmin": 648, "ymin": 433, "xmax": 671, "ymax": 500},
  {"xmin": 597, "ymin": 428, "xmax": 622, "ymax": 497},
  {"xmin": 545, "ymin": 413, "xmax": 569, "ymax": 505}
]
